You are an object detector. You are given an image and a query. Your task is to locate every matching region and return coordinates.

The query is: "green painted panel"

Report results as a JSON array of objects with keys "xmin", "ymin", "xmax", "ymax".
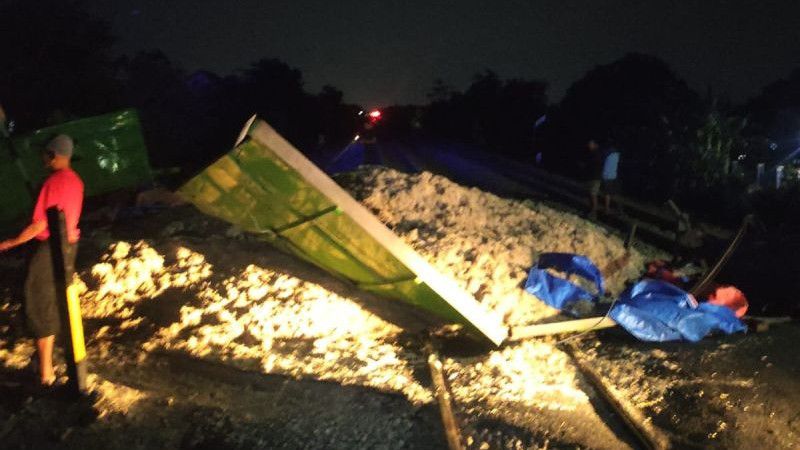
[
  {"xmin": 0, "ymin": 160, "xmax": 34, "ymax": 225},
  {"xmin": 0, "ymin": 109, "xmax": 153, "ymax": 230},
  {"xmin": 179, "ymin": 118, "xmax": 507, "ymax": 345},
  {"xmin": 15, "ymin": 110, "xmax": 153, "ymax": 196}
]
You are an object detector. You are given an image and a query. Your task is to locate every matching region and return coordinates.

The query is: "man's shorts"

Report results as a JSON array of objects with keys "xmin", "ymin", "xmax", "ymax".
[
  {"xmin": 601, "ymin": 179, "xmax": 620, "ymax": 196},
  {"xmin": 24, "ymin": 241, "xmax": 77, "ymax": 338},
  {"xmin": 589, "ymin": 180, "xmax": 602, "ymax": 196}
]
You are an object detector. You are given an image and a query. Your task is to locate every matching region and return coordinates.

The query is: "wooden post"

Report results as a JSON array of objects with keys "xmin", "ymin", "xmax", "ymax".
[
  {"xmin": 624, "ymin": 221, "xmax": 638, "ymax": 249},
  {"xmin": 46, "ymin": 207, "xmax": 88, "ymax": 396}
]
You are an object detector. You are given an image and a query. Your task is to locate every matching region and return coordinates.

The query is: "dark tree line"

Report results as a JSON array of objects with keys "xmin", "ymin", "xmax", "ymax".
[
  {"xmin": 2, "ymin": 0, "xmax": 798, "ymax": 209},
  {"xmin": 421, "ymin": 71, "xmax": 548, "ymax": 159},
  {"xmin": 0, "ymin": 0, "xmax": 121, "ymax": 128},
  {"xmin": 412, "ymin": 53, "xmax": 800, "ymax": 228},
  {"xmin": 538, "ymin": 54, "xmax": 702, "ymax": 195},
  {"xmin": 119, "ymin": 53, "xmax": 359, "ymax": 171},
  {"xmin": 0, "ymin": 0, "xmax": 359, "ymax": 174}
]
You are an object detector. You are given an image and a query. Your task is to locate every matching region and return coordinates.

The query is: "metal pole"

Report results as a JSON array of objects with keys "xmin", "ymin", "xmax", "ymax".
[
  {"xmin": 689, "ymin": 215, "xmax": 751, "ymax": 297},
  {"xmin": 46, "ymin": 207, "xmax": 88, "ymax": 396}
]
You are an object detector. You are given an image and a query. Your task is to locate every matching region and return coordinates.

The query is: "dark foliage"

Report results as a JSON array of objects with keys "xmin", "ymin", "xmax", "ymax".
[
  {"xmin": 0, "ymin": 0, "xmax": 123, "ymax": 131},
  {"xmin": 537, "ymin": 53, "xmax": 703, "ymax": 199},
  {"xmin": 422, "ymin": 71, "xmax": 548, "ymax": 159},
  {"xmin": 2, "ymin": 0, "xmax": 798, "ymax": 239},
  {"xmin": 743, "ymin": 68, "xmax": 800, "ymax": 163},
  {"xmin": 0, "ymin": 1, "xmax": 358, "ymax": 179},
  {"xmin": 373, "ymin": 105, "xmax": 424, "ymax": 141},
  {"xmin": 721, "ymin": 184, "xmax": 800, "ymax": 315}
]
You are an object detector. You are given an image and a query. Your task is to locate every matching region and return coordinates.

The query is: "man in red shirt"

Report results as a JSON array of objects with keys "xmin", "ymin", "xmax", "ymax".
[{"xmin": 0, "ymin": 134, "xmax": 84, "ymax": 386}]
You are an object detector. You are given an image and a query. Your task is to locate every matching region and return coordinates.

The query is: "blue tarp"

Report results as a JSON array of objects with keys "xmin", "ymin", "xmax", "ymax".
[
  {"xmin": 525, "ymin": 253, "xmax": 747, "ymax": 342},
  {"xmin": 609, "ymin": 279, "xmax": 747, "ymax": 342},
  {"xmin": 525, "ymin": 253, "xmax": 604, "ymax": 316}
]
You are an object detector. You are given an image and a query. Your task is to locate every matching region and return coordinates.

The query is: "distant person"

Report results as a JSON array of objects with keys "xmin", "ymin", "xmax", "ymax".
[
  {"xmin": 0, "ymin": 103, "xmax": 7, "ymax": 137},
  {"xmin": 0, "ymin": 134, "xmax": 84, "ymax": 387},
  {"xmin": 586, "ymin": 139, "xmax": 603, "ymax": 218},
  {"xmin": 601, "ymin": 145, "xmax": 621, "ymax": 214}
]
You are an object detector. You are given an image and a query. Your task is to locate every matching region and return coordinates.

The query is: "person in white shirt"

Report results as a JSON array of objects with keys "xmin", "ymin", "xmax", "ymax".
[{"xmin": 601, "ymin": 146, "xmax": 621, "ymax": 214}]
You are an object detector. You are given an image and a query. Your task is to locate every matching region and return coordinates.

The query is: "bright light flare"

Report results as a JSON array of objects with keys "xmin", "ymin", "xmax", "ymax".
[{"xmin": 367, "ymin": 110, "xmax": 382, "ymax": 123}]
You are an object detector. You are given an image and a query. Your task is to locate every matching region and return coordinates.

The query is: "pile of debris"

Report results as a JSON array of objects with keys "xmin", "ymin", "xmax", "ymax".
[{"xmin": 337, "ymin": 167, "xmax": 660, "ymax": 327}]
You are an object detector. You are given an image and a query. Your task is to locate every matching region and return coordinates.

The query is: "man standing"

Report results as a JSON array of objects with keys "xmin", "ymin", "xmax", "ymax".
[
  {"xmin": 0, "ymin": 134, "xmax": 83, "ymax": 386},
  {"xmin": 0, "ymin": 103, "xmax": 7, "ymax": 135},
  {"xmin": 601, "ymin": 145, "xmax": 621, "ymax": 214},
  {"xmin": 586, "ymin": 139, "xmax": 603, "ymax": 218}
]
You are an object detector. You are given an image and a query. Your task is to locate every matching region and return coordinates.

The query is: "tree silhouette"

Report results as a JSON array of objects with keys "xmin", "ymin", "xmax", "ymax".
[
  {"xmin": 241, "ymin": 58, "xmax": 308, "ymax": 141},
  {"xmin": 119, "ymin": 50, "xmax": 196, "ymax": 168},
  {"xmin": 426, "ymin": 78, "xmax": 456, "ymax": 103},
  {"xmin": 422, "ymin": 71, "xmax": 547, "ymax": 157},
  {"xmin": 0, "ymin": 0, "xmax": 122, "ymax": 131},
  {"xmin": 313, "ymin": 85, "xmax": 359, "ymax": 147},
  {"xmin": 540, "ymin": 53, "xmax": 702, "ymax": 199},
  {"xmin": 744, "ymin": 68, "xmax": 800, "ymax": 161}
]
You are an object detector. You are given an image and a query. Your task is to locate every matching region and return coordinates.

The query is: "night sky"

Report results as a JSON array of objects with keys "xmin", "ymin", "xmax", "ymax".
[{"xmin": 89, "ymin": 0, "xmax": 800, "ymax": 107}]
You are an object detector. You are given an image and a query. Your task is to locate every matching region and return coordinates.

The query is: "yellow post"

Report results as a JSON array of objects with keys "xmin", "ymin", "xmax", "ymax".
[
  {"xmin": 66, "ymin": 284, "xmax": 87, "ymax": 364},
  {"xmin": 46, "ymin": 207, "xmax": 88, "ymax": 395}
]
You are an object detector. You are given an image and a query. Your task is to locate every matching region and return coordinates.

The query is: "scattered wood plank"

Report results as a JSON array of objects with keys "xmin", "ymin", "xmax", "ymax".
[
  {"xmin": 510, "ymin": 314, "xmax": 794, "ymax": 342},
  {"xmin": 509, "ymin": 316, "xmax": 617, "ymax": 341}
]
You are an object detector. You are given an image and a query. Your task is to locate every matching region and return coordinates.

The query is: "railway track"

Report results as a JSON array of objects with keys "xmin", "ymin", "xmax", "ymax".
[{"xmin": 425, "ymin": 333, "xmax": 670, "ymax": 450}]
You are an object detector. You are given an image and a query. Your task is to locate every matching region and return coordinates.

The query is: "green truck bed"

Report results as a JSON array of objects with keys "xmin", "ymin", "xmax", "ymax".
[
  {"xmin": 180, "ymin": 117, "xmax": 507, "ymax": 345},
  {"xmin": 1, "ymin": 109, "xmax": 153, "ymax": 229}
]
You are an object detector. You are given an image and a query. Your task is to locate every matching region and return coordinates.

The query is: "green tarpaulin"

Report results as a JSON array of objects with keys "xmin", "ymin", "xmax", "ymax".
[
  {"xmin": 180, "ymin": 117, "xmax": 507, "ymax": 345},
  {"xmin": 1, "ymin": 109, "xmax": 153, "ymax": 228}
]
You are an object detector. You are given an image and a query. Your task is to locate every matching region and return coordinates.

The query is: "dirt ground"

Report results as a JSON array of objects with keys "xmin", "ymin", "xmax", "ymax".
[
  {"xmin": 575, "ymin": 323, "xmax": 800, "ymax": 449},
  {"xmin": 0, "ymin": 214, "xmax": 627, "ymax": 449},
  {"xmin": 0, "ymin": 168, "xmax": 797, "ymax": 449}
]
